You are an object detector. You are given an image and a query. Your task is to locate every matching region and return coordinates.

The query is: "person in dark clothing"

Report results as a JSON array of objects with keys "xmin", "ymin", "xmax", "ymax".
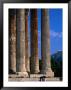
[{"xmin": 40, "ymin": 76, "xmax": 46, "ymax": 81}]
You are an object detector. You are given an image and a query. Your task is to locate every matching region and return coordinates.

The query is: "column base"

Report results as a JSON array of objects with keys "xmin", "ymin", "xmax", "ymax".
[
  {"xmin": 16, "ymin": 72, "xmax": 28, "ymax": 77},
  {"xmin": 45, "ymin": 70, "xmax": 54, "ymax": 78},
  {"xmin": 9, "ymin": 68, "xmax": 16, "ymax": 74},
  {"xmin": 34, "ymin": 65, "xmax": 40, "ymax": 74},
  {"xmin": 41, "ymin": 68, "xmax": 54, "ymax": 77},
  {"xmin": 34, "ymin": 70, "xmax": 40, "ymax": 74},
  {"xmin": 31, "ymin": 70, "xmax": 40, "ymax": 74},
  {"xmin": 31, "ymin": 66, "xmax": 40, "ymax": 74},
  {"xmin": 26, "ymin": 68, "xmax": 30, "ymax": 73},
  {"xmin": 33, "ymin": 67, "xmax": 40, "ymax": 74}
]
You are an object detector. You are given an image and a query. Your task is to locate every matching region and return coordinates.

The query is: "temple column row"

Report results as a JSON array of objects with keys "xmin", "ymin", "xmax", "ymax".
[{"xmin": 9, "ymin": 9, "xmax": 54, "ymax": 77}]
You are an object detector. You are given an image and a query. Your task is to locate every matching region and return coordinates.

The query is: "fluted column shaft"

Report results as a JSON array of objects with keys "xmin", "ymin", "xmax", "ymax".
[
  {"xmin": 41, "ymin": 9, "xmax": 54, "ymax": 77},
  {"xmin": 9, "ymin": 9, "xmax": 16, "ymax": 74},
  {"xmin": 25, "ymin": 10, "xmax": 30, "ymax": 72},
  {"xmin": 30, "ymin": 9, "xmax": 39, "ymax": 74},
  {"xmin": 16, "ymin": 9, "xmax": 28, "ymax": 76}
]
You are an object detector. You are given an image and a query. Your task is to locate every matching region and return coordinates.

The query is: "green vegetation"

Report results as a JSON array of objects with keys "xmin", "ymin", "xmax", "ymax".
[{"xmin": 51, "ymin": 56, "xmax": 62, "ymax": 77}]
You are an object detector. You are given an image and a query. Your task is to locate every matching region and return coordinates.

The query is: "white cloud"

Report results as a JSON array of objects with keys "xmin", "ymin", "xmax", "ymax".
[{"xmin": 50, "ymin": 30, "xmax": 62, "ymax": 38}]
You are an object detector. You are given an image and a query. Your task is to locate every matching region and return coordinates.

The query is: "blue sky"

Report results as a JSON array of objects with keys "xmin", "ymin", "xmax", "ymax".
[{"xmin": 28, "ymin": 9, "xmax": 62, "ymax": 59}]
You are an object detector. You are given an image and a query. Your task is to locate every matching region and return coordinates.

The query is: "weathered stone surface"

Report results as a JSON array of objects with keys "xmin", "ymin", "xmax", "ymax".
[
  {"xmin": 41, "ymin": 9, "xmax": 54, "ymax": 77},
  {"xmin": 9, "ymin": 9, "xmax": 16, "ymax": 73},
  {"xmin": 30, "ymin": 9, "xmax": 39, "ymax": 74},
  {"xmin": 16, "ymin": 9, "xmax": 28, "ymax": 77}
]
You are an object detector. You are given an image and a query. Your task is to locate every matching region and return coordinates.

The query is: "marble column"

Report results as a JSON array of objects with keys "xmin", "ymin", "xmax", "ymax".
[
  {"xmin": 16, "ymin": 9, "xmax": 28, "ymax": 77},
  {"xmin": 41, "ymin": 9, "xmax": 54, "ymax": 77},
  {"xmin": 9, "ymin": 9, "xmax": 16, "ymax": 74},
  {"xmin": 30, "ymin": 9, "xmax": 39, "ymax": 74},
  {"xmin": 25, "ymin": 9, "xmax": 30, "ymax": 72}
]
